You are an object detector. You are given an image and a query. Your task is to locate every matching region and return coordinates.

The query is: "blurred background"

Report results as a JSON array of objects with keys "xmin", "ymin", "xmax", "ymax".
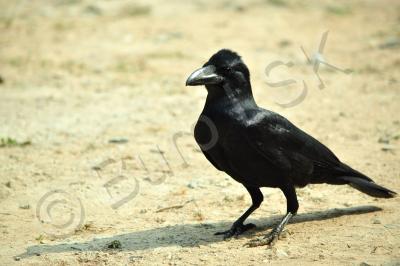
[{"xmin": 1, "ymin": 0, "xmax": 399, "ymax": 265}]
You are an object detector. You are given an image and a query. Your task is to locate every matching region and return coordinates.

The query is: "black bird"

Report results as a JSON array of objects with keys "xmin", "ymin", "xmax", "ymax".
[{"xmin": 185, "ymin": 49, "xmax": 396, "ymax": 247}]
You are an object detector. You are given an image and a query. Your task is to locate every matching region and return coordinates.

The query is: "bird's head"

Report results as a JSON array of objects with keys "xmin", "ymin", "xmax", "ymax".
[{"xmin": 186, "ymin": 49, "xmax": 252, "ymax": 97}]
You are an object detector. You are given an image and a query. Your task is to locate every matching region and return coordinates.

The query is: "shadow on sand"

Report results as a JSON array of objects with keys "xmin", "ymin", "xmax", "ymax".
[{"xmin": 17, "ymin": 205, "xmax": 381, "ymax": 259}]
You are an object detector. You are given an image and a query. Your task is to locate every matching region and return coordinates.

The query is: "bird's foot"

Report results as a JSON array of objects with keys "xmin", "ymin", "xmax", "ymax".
[
  {"xmin": 215, "ymin": 222, "xmax": 256, "ymax": 239},
  {"xmin": 245, "ymin": 212, "xmax": 293, "ymax": 247},
  {"xmin": 244, "ymin": 228, "xmax": 282, "ymax": 248}
]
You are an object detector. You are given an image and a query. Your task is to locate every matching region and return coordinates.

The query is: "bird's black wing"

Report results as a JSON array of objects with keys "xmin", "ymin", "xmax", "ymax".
[{"xmin": 241, "ymin": 109, "xmax": 341, "ymax": 182}]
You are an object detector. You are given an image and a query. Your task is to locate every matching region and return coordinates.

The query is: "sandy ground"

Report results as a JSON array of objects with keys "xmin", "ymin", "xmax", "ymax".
[{"xmin": 0, "ymin": 0, "xmax": 400, "ymax": 265}]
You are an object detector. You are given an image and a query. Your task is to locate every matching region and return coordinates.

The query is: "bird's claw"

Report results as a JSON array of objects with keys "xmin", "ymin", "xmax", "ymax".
[
  {"xmin": 244, "ymin": 229, "xmax": 280, "ymax": 248},
  {"xmin": 215, "ymin": 223, "xmax": 256, "ymax": 239}
]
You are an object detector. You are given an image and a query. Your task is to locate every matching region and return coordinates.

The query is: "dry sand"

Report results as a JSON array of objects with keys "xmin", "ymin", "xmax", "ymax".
[{"xmin": 0, "ymin": 0, "xmax": 399, "ymax": 265}]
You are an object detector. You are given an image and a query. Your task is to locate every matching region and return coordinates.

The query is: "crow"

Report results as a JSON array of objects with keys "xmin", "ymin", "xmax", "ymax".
[{"xmin": 185, "ymin": 49, "xmax": 396, "ymax": 247}]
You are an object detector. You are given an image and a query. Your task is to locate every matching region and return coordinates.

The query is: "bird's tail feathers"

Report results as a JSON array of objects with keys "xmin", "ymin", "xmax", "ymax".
[{"xmin": 340, "ymin": 176, "xmax": 396, "ymax": 198}]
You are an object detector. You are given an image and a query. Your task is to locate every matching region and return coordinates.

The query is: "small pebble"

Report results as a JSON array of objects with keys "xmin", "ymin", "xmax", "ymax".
[
  {"xmin": 276, "ymin": 249, "xmax": 288, "ymax": 258},
  {"xmin": 373, "ymin": 219, "xmax": 381, "ymax": 224},
  {"xmin": 379, "ymin": 37, "xmax": 400, "ymax": 49},
  {"xmin": 381, "ymin": 144, "xmax": 395, "ymax": 152},
  {"xmin": 107, "ymin": 240, "xmax": 122, "ymax": 249},
  {"xmin": 378, "ymin": 136, "xmax": 390, "ymax": 144},
  {"xmin": 19, "ymin": 204, "xmax": 30, "ymax": 210},
  {"xmin": 108, "ymin": 138, "xmax": 129, "ymax": 144}
]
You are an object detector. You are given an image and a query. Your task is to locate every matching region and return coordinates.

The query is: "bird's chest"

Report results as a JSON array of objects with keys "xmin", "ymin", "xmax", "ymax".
[
  {"xmin": 194, "ymin": 112, "xmax": 259, "ymax": 180},
  {"xmin": 194, "ymin": 110, "xmax": 241, "ymax": 153}
]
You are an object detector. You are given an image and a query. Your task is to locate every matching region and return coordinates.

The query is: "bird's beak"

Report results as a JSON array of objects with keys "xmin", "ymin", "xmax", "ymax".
[{"xmin": 186, "ymin": 65, "xmax": 223, "ymax": 86}]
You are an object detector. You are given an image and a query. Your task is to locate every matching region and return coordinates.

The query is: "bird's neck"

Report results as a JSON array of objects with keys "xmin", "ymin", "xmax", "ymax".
[{"xmin": 205, "ymin": 83, "xmax": 256, "ymax": 107}]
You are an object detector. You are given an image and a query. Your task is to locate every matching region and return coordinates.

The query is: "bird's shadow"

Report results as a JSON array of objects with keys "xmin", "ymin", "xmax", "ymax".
[{"xmin": 17, "ymin": 205, "xmax": 381, "ymax": 260}]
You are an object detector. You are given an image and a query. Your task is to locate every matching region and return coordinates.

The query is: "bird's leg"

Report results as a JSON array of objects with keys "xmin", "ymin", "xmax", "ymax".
[
  {"xmin": 245, "ymin": 185, "xmax": 298, "ymax": 247},
  {"xmin": 215, "ymin": 186, "xmax": 263, "ymax": 239}
]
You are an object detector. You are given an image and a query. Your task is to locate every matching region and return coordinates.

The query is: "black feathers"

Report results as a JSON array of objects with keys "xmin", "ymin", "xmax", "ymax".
[
  {"xmin": 341, "ymin": 176, "xmax": 396, "ymax": 198},
  {"xmin": 205, "ymin": 49, "xmax": 243, "ymax": 68}
]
